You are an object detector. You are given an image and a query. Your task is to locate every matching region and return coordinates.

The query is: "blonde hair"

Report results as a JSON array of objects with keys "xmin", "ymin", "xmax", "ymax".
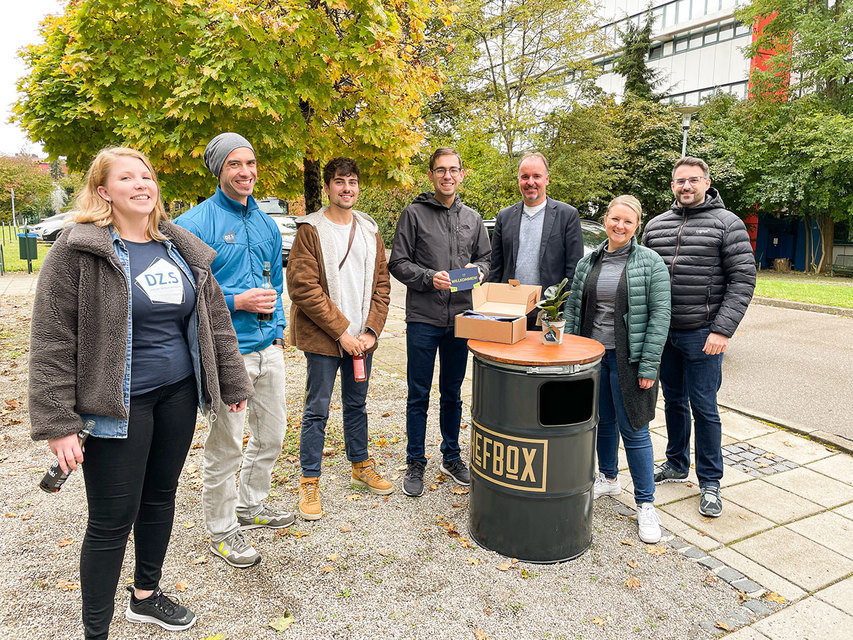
[
  {"xmin": 75, "ymin": 147, "xmax": 168, "ymax": 241},
  {"xmin": 606, "ymin": 195, "xmax": 642, "ymax": 224}
]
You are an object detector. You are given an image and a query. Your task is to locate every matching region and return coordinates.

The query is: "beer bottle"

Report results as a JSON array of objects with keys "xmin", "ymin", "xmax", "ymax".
[
  {"xmin": 39, "ymin": 421, "xmax": 94, "ymax": 493},
  {"xmin": 258, "ymin": 261, "xmax": 274, "ymax": 322}
]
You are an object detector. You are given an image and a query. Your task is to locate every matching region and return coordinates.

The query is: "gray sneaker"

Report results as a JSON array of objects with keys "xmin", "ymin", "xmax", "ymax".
[
  {"xmin": 653, "ymin": 461, "xmax": 688, "ymax": 484},
  {"xmin": 402, "ymin": 460, "xmax": 426, "ymax": 497},
  {"xmin": 237, "ymin": 505, "xmax": 295, "ymax": 530},
  {"xmin": 699, "ymin": 486, "xmax": 723, "ymax": 518},
  {"xmin": 210, "ymin": 530, "xmax": 261, "ymax": 568}
]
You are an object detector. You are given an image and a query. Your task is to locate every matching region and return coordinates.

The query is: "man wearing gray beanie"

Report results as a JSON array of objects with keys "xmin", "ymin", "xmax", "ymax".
[{"xmin": 175, "ymin": 133, "xmax": 292, "ymax": 568}]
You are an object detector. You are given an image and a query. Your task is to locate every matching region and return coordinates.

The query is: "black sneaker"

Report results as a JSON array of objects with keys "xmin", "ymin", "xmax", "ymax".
[
  {"xmin": 699, "ymin": 485, "xmax": 723, "ymax": 517},
  {"xmin": 653, "ymin": 461, "xmax": 689, "ymax": 484},
  {"xmin": 125, "ymin": 586, "xmax": 196, "ymax": 631},
  {"xmin": 402, "ymin": 460, "xmax": 426, "ymax": 497},
  {"xmin": 440, "ymin": 459, "xmax": 471, "ymax": 486}
]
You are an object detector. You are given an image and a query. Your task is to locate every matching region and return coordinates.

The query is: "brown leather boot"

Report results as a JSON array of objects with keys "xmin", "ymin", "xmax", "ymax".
[
  {"xmin": 298, "ymin": 476, "xmax": 322, "ymax": 520},
  {"xmin": 351, "ymin": 457, "xmax": 394, "ymax": 495}
]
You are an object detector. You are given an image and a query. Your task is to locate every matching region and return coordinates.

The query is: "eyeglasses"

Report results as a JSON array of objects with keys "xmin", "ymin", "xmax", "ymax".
[
  {"xmin": 673, "ymin": 176, "xmax": 707, "ymax": 187},
  {"xmin": 431, "ymin": 166, "xmax": 461, "ymax": 177}
]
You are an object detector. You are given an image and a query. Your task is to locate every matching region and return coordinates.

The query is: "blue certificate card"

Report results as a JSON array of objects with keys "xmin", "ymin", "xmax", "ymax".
[{"xmin": 448, "ymin": 267, "xmax": 480, "ymax": 292}]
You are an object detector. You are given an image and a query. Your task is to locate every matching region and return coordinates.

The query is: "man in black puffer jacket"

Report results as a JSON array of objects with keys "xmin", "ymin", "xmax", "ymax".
[{"xmin": 642, "ymin": 157, "xmax": 756, "ymax": 518}]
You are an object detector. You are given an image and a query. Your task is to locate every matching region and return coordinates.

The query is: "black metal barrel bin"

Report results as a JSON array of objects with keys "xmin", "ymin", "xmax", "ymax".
[{"xmin": 467, "ymin": 333, "xmax": 605, "ymax": 563}]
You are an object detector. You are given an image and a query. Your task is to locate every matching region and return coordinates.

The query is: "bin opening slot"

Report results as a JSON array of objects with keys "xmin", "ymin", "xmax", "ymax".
[{"xmin": 539, "ymin": 379, "xmax": 594, "ymax": 426}]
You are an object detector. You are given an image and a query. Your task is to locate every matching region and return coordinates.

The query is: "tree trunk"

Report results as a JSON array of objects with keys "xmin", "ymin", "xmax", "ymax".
[
  {"xmin": 300, "ymin": 99, "xmax": 322, "ymax": 213},
  {"xmin": 817, "ymin": 215, "xmax": 835, "ymax": 274},
  {"xmin": 303, "ymin": 157, "xmax": 322, "ymax": 214}
]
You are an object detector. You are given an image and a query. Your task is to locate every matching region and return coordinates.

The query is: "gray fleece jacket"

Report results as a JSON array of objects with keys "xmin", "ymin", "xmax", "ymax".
[{"xmin": 28, "ymin": 221, "xmax": 253, "ymax": 441}]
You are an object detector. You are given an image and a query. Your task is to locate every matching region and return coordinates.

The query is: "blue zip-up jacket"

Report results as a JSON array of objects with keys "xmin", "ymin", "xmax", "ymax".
[{"xmin": 175, "ymin": 188, "xmax": 285, "ymax": 353}]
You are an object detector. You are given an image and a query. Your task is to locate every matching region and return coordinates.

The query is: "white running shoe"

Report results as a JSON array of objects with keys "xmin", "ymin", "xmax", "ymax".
[
  {"xmin": 593, "ymin": 472, "xmax": 621, "ymax": 499},
  {"xmin": 636, "ymin": 502, "xmax": 662, "ymax": 544}
]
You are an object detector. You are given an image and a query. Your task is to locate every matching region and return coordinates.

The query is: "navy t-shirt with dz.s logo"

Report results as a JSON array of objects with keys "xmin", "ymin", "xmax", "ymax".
[{"xmin": 126, "ymin": 239, "xmax": 196, "ymax": 396}]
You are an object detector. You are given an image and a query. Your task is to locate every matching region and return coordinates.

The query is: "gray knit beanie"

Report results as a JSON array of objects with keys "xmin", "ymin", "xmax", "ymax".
[{"xmin": 203, "ymin": 133, "xmax": 255, "ymax": 178}]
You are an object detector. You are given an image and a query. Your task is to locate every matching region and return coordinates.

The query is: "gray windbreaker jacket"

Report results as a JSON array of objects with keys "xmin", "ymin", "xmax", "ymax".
[{"xmin": 389, "ymin": 192, "xmax": 491, "ymax": 327}]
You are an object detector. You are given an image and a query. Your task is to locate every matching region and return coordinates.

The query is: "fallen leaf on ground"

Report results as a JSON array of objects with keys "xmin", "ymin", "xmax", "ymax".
[
  {"xmin": 340, "ymin": 525, "xmax": 351, "ymax": 533},
  {"xmin": 288, "ymin": 529, "xmax": 310, "ymax": 538},
  {"xmin": 496, "ymin": 562, "xmax": 511, "ymax": 571},
  {"xmin": 346, "ymin": 494, "xmax": 361, "ymax": 501},
  {"xmin": 58, "ymin": 538, "xmax": 74, "ymax": 548},
  {"xmin": 20, "ymin": 512, "xmax": 32, "ymax": 521},
  {"xmin": 57, "ymin": 579, "xmax": 80, "ymax": 591},
  {"xmin": 373, "ymin": 437, "xmax": 389, "ymax": 447},
  {"xmin": 715, "ymin": 621, "xmax": 731, "ymax": 631},
  {"xmin": 4, "ymin": 399, "xmax": 20, "ymax": 409},
  {"xmin": 483, "ymin": 608, "xmax": 492, "ymax": 615},
  {"xmin": 765, "ymin": 592, "xmax": 786, "ymax": 604},
  {"xmin": 685, "ymin": 481, "xmax": 694, "ymax": 488},
  {"xmin": 378, "ymin": 549, "xmax": 390, "ymax": 556},
  {"xmin": 627, "ymin": 559, "xmax": 638, "ymax": 568},
  {"xmin": 5, "ymin": 512, "xmax": 15, "ymax": 518},
  {"xmin": 783, "ymin": 441, "xmax": 794, "ymax": 447},
  {"xmin": 620, "ymin": 539, "xmax": 635, "ymax": 546},
  {"xmin": 267, "ymin": 613, "xmax": 295, "ymax": 632},
  {"xmin": 322, "ymin": 447, "xmax": 336, "ymax": 457},
  {"xmin": 459, "ymin": 538, "xmax": 473, "ymax": 548},
  {"xmin": 625, "ymin": 577, "xmax": 641, "ymax": 589},
  {"xmin": 192, "ymin": 556, "xmax": 208, "ymax": 565},
  {"xmin": 429, "ymin": 484, "xmax": 439, "ymax": 491},
  {"xmin": 467, "ymin": 557, "xmax": 481, "ymax": 565},
  {"xmin": 326, "ymin": 554, "xmax": 339, "ymax": 562},
  {"xmin": 396, "ymin": 464, "xmax": 408, "ymax": 471},
  {"xmin": 435, "ymin": 473, "xmax": 447, "ymax": 483},
  {"xmin": 450, "ymin": 486, "xmax": 469, "ymax": 495},
  {"xmin": 592, "ymin": 617, "xmax": 605, "ymax": 626},
  {"xmin": 381, "ymin": 412, "xmax": 393, "ymax": 418},
  {"xmin": 646, "ymin": 546, "xmax": 667, "ymax": 556},
  {"xmin": 452, "ymin": 503, "xmax": 464, "ymax": 508},
  {"xmin": 184, "ymin": 521, "xmax": 196, "ymax": 529},
  {"xmin": 200, "ymin": 635, "xmax": 226, "ymax": 640},
  {"xmin": 520, "ymin": 568, "xmax": 533, "ymax": 578},
  {"xmin": 319, "ymin": 565, "xmax": 334, "ymax": 574},
  {"xmin": 175, "ymin": 580, "xmax": 188, "ymax": 592},
  {"xmin": 473, "ymin": 631, "xmax": 487, "ymax": 640}
]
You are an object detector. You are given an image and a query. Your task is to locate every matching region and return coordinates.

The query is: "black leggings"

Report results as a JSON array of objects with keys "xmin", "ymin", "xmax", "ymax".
[{"xmin": 80, "ymin": 376, "xmax": 197, "ymax": 640}]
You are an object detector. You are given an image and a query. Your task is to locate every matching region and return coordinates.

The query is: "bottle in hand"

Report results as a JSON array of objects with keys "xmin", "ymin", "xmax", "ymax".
[
  {"xmin": 39, "ymin": 422, "xmax": 94, "ymax": 493},
  {"xmin": 353, "ymin": 353, "xmax": 366, "ymax": 382},
  {"xmin": 258, "ymin": 261, "xmax": 274, "ymax": 322}
]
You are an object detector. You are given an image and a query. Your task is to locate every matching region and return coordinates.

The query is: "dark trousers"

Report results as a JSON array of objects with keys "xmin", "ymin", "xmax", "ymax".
[
  {"xmin": 405, "ymin": 322, "xmax": 468, "ymax": 464},
  {"xmin": 80, "ymin": 376, "xmax": 197, "ymax": 640},
  {"xmin": 300, "ymin": 351, "xmax": 372, "ymax": 476},
  {"xmin": 659, "ymin": 328, "xmax": 724, "ymax": 488}
]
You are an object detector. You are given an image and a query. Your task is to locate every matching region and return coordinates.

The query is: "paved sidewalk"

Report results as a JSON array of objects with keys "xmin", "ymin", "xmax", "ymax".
[
  {"xmin": 0, "ymin": 272, "xmax": 39, "ymax": 298},
  {"xmin": 374, "ymin": 274, "xmax": 853, "ymax": 640}
]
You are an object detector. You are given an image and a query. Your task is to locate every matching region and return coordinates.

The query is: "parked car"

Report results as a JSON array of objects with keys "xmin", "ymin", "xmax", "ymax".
[
  {"xmin": 482, "ymin": 217, "xmax": 607, "ymax": 255},
  {"xmin": 31, "ymin": 211, "xmax": 75, "ymax": 242},
  {"xmin": 257, "ymin": 198, "xmax": 297, "ymax": 266}
]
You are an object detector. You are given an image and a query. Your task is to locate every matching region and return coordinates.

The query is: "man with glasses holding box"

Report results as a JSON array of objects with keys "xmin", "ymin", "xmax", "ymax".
[
  {"xmin": 642, "ymin": 157, "xmax": 755, "ymax": 518},
  {"xmin": 389, "ymin": 147, "xmax": 491, "ymax": 498}
]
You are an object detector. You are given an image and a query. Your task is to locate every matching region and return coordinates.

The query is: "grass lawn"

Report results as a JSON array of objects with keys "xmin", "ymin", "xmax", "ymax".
[
  {"xmin": 755, "ymin": 270, "xmax": 853, "ymax": 309},
  {"xmin": 0, "ymin": 233, "xmax": 48, "ymax": 273}
]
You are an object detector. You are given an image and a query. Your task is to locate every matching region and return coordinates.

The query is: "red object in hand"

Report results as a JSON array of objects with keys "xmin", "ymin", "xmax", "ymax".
[{"xmin": 353, "ymin": 353, "xmax": 366, "ymax": 382}]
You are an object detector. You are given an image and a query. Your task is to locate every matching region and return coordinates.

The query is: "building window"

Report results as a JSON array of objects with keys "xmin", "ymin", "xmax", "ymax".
[
  {"xmin": 664, "ymin": 41, "xmax": 674, "ymax": 55},
  {"xmin": 735, "ymin": 22, "xmax": 751, "ymax": 37},
  {"xmin": 718, "ymin": 24, "xmax": 733, "ymax": 40},
  {"xmin": 677, "ymin": 0, "xmax": 690, "ymax": 23},
  {"xmin": 690, "ymin": 32, "xmax": 704, "ymax": 49},
  {"xmin": 649, "ymin": 44, "xmax": 663, "ymax": 60},
  {"xmin": 675, "ymin": 36, "xmax": 689, "ymax": 52},
  {"xmin": 704, "ymin": 28, "xmax": 719, "ymax": 45}
]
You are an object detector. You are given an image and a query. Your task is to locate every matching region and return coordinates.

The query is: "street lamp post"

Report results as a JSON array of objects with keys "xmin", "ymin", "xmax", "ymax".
[{"xmin": 675, "ymin": 106, "xmax": 700, "ymax": 157}]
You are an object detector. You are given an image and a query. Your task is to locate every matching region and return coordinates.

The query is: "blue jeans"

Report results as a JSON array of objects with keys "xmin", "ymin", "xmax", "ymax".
[
  {"xmin": 659, "ymin": 327, "xmax": 724, "ymax": 488},
  {"xmin": 405, "ymin": 322, "xmax": 468, "ymax": 465},
  {"xmin": 300, "ymin": 352, "xmax": 372, "ymax": 477},
  {"xmin": 598, "ymin": 350, "xmax": 655, "ymax": 505}
]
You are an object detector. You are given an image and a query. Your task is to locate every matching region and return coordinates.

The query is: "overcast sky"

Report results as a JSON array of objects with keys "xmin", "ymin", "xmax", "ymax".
[{"xmin": 0, "ymin": 1, "xmax": 64, "ymax": 157}]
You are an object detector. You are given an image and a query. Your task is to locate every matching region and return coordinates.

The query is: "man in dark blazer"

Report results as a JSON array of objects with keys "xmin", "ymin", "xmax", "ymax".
[{"xmin": 487, "ymin": 152, "xmax": 584, "ymax": 328}]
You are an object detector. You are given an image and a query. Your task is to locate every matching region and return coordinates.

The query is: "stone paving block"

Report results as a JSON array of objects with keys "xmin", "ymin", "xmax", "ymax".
[
  {"xmin": 747, "ymin": 431, "xmax": 834, "ymax": 465},
  {"xmin": 721, "ymin": 465, "xmax": 754, "ymax": 488},
  {"xmin": 741, "ymin": 451, "xmax": 758, "ymax": 460},
  {"xmin": 742, "ymin": 459, "xmax": 759, "ymax": 469},
  {"xmin": 717, "ymin": 566, "xmax": 746, "ymax": 584},
  {"xmin": 771, "ymin": 463, "xmax": 789, "ymax": 473},
  {"xmin": 711, "ymin": 547, "xmax": 807, "ymax": 603},
  {"xmin": 676, "ymin": 524, "xmax": 724, "ymax": 551},
  {"xmin": 653, "ymin": 479, "xmax": 701, "ymax": 505},
  {"xmin": 833, "ymin": 502, "xmax": 853, "ymax": 520},
  {"xmin": 766, "ymin": 466, "xmax": 853, "ymax": 508},
  {"xmin": 724, "ymin": 628, "xmax": 771, "ymax": 640},
  {"xmin": 720, "ymin": 412, "xmax": 777, "ymax": 441},
  {"xmin": 731, "ymin": 578, "xmax": 764, "ymax": 596},
  {"xmin": 752, "ymin": 597, "xmax": 853, "ymax": 640},
  {"xmin": 661, "ymin": 495, "xmax": 774, "ymax": 544},
  {"xmin": 742, "ymin": 600, "xmax": 773, "ymax": 616},
  {"xmin": 683, "ymin": 545, "xmax": 708, "ymax": 559},
  {"xmin": 725, "ymin": 608, "xmax": 752, "ymax": 626},
  {"xmin": 814, "ymin": 575, "xmax": 853, "ymax": 612},
  {"xmin": 731, "ymin": 527, "xmax": 853, "ymax": 592},
  {"xmin": 758, "ymin": 467, "xmax": 775, "ymax": 475},
  {"xmin": 785, "ymin": 511, "xmax": 853, "ymax": 560},
  {"xmin": 699, "ymin": 556, "xmax": 725, "ymax": 570},
  {"xmin": 806, "ymin": 453, "xmax": 853, "ymax": 486}
]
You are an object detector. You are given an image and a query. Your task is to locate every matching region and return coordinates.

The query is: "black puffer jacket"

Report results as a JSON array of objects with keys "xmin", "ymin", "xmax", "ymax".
[
  {"xmin": 389, "ymin": 192, "xmax": 491, "ymax": 327},
  {"xmin": 642, "ymin": 189, "xmax": 755, "ymax": 337}
]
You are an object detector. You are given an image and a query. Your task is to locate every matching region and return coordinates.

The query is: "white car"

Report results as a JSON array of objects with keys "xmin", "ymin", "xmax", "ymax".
[{"xmin": 31, "ymin": 211, "xmax": 75, "ymax": 242}]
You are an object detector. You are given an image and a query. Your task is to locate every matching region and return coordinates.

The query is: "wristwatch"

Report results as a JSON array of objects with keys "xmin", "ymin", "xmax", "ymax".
[{"xmin": 273, "ymin": 338, "xmax": 285, "ymax": 346}]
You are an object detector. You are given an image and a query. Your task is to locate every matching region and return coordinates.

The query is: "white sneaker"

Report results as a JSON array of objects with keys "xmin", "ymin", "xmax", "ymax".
[
  {"xmin": 636, "ymin": 503, "xmax": 662, "ymax": 544},
  {"xmin": 593, "ymin": 473, "xmax": 621, "ymax": 499}
]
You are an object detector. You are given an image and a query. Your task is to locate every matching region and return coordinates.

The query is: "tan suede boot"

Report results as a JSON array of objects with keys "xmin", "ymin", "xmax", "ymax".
[
  {"xmin": 298, "ymin": 476, "xmax": 322, "ymax": 520},
  {"xmin": 351, "ymin": 457, "xmax": 394, "ymax": 495}
]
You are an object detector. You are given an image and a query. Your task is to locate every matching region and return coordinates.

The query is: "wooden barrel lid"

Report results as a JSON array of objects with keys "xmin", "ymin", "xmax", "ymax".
[{"xmin": 467, "ymin": 332, "xmax": 604, "ymax": 366}]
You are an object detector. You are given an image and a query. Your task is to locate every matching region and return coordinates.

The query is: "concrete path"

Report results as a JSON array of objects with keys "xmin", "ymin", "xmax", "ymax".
[
  {"xmin": 721, "ymin": 303, "xmax": 853, "ymax": 449},
  {"xmin": 4, "ymin": 270, "xmax": 851, "ymax": 637},
  {"xmin": 375, "ymin": 277, "xmax": 853, "ymax": 639}
]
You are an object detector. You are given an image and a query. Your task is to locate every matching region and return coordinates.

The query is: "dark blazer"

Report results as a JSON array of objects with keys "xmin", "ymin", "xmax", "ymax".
[{"xmin": 486, "ymin": 197, "xmax": 584, "ymax": 291}]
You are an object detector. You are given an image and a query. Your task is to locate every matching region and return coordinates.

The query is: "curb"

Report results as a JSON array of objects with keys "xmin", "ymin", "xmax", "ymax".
[
  {"xmin": 752, "ymin": 297, "xmax": 853, "ymax": 318},
  {"xmin": 720, "ymin": 402, "xmax": 853, "ymax": 456}
]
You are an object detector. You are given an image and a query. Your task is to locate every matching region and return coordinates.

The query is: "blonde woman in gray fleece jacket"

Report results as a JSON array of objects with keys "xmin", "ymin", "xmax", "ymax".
[{"xmin": 28, "ymin": 148, "xmax": 253, "ymax": 640}]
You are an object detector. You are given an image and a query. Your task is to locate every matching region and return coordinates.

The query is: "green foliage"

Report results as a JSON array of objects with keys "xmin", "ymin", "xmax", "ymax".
[
  {"xmin": 536, "ymin": 278, "xmax": 571, "ymax": 319},
  {"xmin": 0, "ymin": 157, "xmax": 55, "ymax": 222},
  {"xmin": 614, "ymin": 14, "xmax": 661, "ymax": 101},
  {"xmin": 15, "ymin": 0, "xmax": 447, "ymax": 203}
]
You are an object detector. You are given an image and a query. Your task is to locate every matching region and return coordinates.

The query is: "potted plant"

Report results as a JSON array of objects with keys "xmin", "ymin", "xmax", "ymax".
[{"xmin": 535, "ymin": 278, "xmax": 571, "ymax": 345}]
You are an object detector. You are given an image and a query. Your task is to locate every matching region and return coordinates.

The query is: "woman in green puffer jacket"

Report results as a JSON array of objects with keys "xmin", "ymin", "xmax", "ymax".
[{"xmin": 565, "ymin": 195, "xmax": 671, "ymax": 544}]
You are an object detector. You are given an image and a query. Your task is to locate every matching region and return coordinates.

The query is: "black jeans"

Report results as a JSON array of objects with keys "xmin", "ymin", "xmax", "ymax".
[{"xmin": 80, "ymin": 376, "xmax": 197, "ymax": 640}]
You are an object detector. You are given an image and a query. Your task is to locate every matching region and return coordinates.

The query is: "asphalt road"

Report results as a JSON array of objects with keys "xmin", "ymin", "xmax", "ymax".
[{"xmin": 720, "ymin": 303, "xmax": 853, "ymax": 444}]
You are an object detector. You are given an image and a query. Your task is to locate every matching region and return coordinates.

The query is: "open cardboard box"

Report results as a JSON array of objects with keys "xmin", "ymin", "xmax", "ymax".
[{"xmin": 454, "ymin": 281, "xmax": 541, "ymax": 344}]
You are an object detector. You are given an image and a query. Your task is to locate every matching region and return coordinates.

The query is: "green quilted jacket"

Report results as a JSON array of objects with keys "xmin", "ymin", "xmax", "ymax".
[{"xmin": 565, "ymin": 238, "xmax": 671, "ymax": 379}]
